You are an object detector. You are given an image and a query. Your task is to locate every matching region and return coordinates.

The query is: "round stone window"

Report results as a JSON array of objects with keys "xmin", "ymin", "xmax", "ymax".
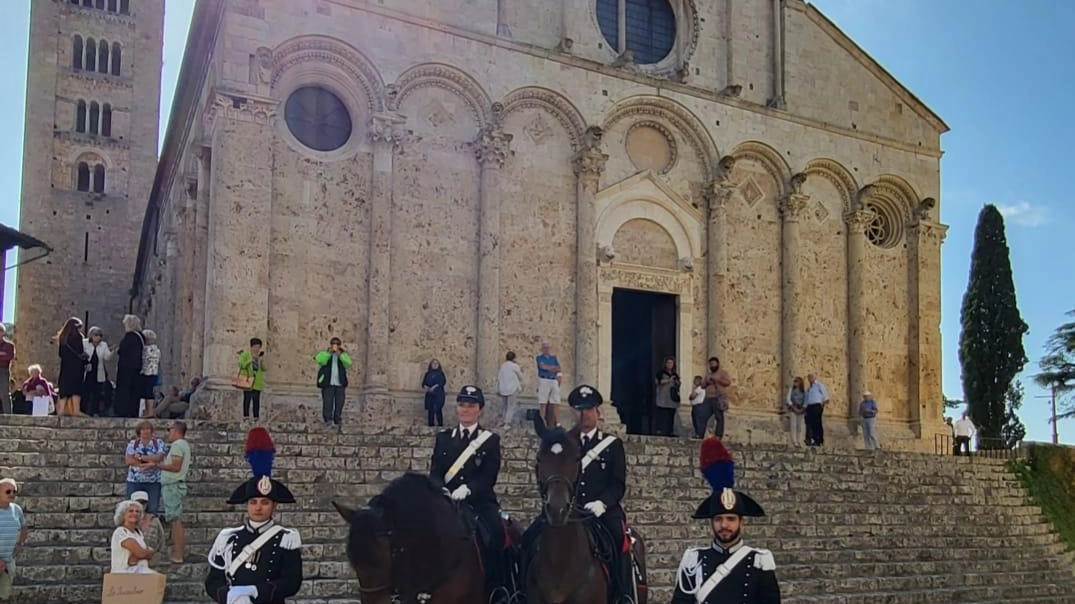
[
  {"xmin": 596, "ymin": 0, "xmax": 677, "ymax": 65},
  {"xmin": 284, "ymin": 86, "xmax": 353, "ymax": 152},
  {"xmin": 864, "ymin": 203, "xmax": 902, "ymax": 248}
]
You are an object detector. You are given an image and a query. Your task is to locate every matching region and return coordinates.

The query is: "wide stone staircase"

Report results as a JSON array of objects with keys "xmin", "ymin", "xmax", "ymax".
[{"xmin": 1, "ymin": 415, "xmax": 1074, "ymax": 603}]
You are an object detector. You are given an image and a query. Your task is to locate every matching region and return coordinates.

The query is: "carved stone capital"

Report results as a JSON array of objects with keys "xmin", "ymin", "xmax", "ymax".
[
  {"xmin": 704, "ymin": 181, "xmax": 736, "ymax": 213},
  {"xmin": 368, "ymin": 112, "xmax": 408, "ymax": 152},
  {"xmin": 844, "ymin": 208, "xmax": 878, "ymax": 232},
  {"xmin": 779, "ymin": 193, "xmax": 811, "ymax": 221},
  {"xmin": 205, "ymin": 93, "xmax": 276, "ymax": 132},
  {"xmin": 573, "ymin": 126, "xmax": 608, "ymax": 190},
  {"xmin": 472, "ymin": 125, "xmax": 514, "ymax": 168},
  {"xmin": 909, "ymin": 220, "xmax": 948, "ymax": 246}
]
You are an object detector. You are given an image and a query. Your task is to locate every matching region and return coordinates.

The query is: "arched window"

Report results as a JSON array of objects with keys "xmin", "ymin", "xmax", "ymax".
[
  {"xmin": 120, "ymin": 0, "xmax": 130, "ymax": 14},
  {"xmin": 93, "ymin": 165, "xmax": 106, "ymax": 193},
  {"xmin": 101, "ymin": 103, "xmax": 112, "ymax": 137},
  {"xmin": 72, "ymin": 36, "xmax": 83, "ymax": 70},
  {"xmin": 98, "ymin": 40, "xmax": 109, "ymax": 74},
  {"xmin": 77, "ymin": 163, "xmax": 90, "ymax": 191},
  {"xmin": 85, "ymin": 38, "xmax": 96, "ymax": 72},
  {"xmin": 89, "ymin": 102, "xmax": 100, "ymax": 135},
  {"xmin": 596, "ymin": 0, "xmax": 677, "ymax": 65},
  {"xmin": 75, "ymin": 100, "xmax": 87, "ymax": 132},
  {"xmin": 111, "ymin": 43, "xmax": 121, "ymax": 76},
  {"xmin": 108, "ymin": 0, "xmax": 117, "ymax": 10}
]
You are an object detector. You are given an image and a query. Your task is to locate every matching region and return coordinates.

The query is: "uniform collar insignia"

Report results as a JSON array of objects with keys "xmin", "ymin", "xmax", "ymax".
[
  {"xmin": 246, "ymin": 518, "xmax": 275, "ymax": 534},
  {"xmin": 712, "ymin": 539, "xmax": 744, "ymax": 555}
]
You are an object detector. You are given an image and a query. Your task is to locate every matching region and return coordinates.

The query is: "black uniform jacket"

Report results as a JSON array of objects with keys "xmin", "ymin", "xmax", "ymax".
[
  {"xmin": 205, "ymin": 520, "xmax": 303, "ymax": 604},
  {"xmin": 430, "ymin": 425, "xmax": 502, "ymax": 507},
  {"xmin": 577, "ymin": 430, "xmax": 626, "ymax": 516},
  {"xmin": 671, "ymin": 542, "xmax": 781, "ymax": 604}
]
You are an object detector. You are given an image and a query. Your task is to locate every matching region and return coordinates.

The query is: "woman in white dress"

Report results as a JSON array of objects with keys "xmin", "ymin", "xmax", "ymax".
[{"xmin": 110, "ymin": 500, "xmax": 154, "ymax": 573}]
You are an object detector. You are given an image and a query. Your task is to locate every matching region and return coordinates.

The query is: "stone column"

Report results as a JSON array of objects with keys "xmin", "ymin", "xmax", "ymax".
[
  {"xmin": 845, "ymin": 202, "xmax": 876, "ymax": 418},
  {"xmin": 473, "ymin": 119, "xmax": 513, "ymax": 391},
  {"xmin": 907, "ymin": 203, "xmax": 946, "ymax": 436},
  {"xmin": 202, "ymin": 94, "xmax": 275, "ymax": 397},
  {"xmin": 779, "ymin": 174, "xmax": 809, "ymax": 399},
  {"xmin": 705, "ymin": 156, "xmax": 736, "ymax": 359},
  {"xmin": 191, "ymin": 146, "xmax": 211, "ymax": 379},
  {"xmin": 364, "ymin": 111, "xmax": 407, "ymax": 393},
  {"xmin": 573, "ymin": 127, "xmax": 608, "ymax": 387}
]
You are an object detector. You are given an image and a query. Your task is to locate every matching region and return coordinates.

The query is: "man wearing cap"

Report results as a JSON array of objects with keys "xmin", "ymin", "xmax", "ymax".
[
  {"xmin": 206, "ymin": 428, "xmax": 302, "ymax": 604},
  {"xmin": 672, "ymin": 438, "xmax": 780, "ymax": 604},
  {"xmin": 129, "ymin": 491, "xmax": 166, "ymax": 555},
  {"xmin": 430, "ymin": 385, "xmax": 506, "ymax": 600},
  {"xmin": 569, "ymin": 384, "xmax": 634, "ymax": 604},
  {"xmin": 858, "ymin": 390, "xmax": 879, "ymax": 450}
]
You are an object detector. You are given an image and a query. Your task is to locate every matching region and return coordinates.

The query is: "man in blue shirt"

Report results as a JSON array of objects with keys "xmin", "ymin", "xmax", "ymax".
[
  {"xmin": 0, "ymin": 478, "xmax": 28, "ymax": 601},
  {"xmin": 804, "ymin": 373, "xmax": 829, "ymax": 447},
  {"xmin": 535, "ymin": 340, "xmax": 562, "ymax": 427}
]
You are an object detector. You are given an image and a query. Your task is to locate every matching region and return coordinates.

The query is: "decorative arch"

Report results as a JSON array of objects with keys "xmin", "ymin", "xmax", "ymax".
[
  {"xmin": 803, "ymin": 158, "xmax": 858, "ymax": 212},
  {"xmin": 867, "ymin": 174, "xmax": 920, "ymax": 213},
  {"xmin": 729, "ymin": 141, "xmax": 792, "ymax": 197},
  {"xmin": 859, "ymin": 174, "xmax": 919, "ymax": 249},
  {"xmin": 272, "ymin": 35, "xmax": 385, "ymax": 115},
  {"xmin": 500, "ymin": 86, "xmax": 587, "ymax": 150},
  {"xmin": 389, "ymin": 63, "xmax": 493, "ymax": 130},
  {"xmin": 602, "ymin": 95, "xmax": 719, "ymax": 181}
]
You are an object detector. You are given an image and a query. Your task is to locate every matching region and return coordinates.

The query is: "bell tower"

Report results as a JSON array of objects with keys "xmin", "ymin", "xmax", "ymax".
[{"xmin": 16, "ymin": 0, "xmax": 164, "ymax": 374}]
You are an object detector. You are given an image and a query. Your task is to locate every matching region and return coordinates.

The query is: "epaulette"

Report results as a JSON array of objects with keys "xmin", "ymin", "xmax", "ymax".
[
  {"xmin": 206, "ymin": 526, "xmax": 244, "ymax": 569},
  {"xmin": 678, "ymin": 546, "xmax": 707, "ymax": 571},
  {"xmin": 752, "ymin": 548, "xmax": 776, "ymax": 571},
  {"xmin": 279, "ymin": 527, "xmax": 302, "ymax": 550}
]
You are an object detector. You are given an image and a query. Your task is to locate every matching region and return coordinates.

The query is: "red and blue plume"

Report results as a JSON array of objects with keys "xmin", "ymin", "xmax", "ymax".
[
  {"xmin": 244, "ymin": 427, "xmax": 275, "ymax": 479},
  {"xmin": 699, "ymin": 437, "xmax": 734, "ymax": 493}
]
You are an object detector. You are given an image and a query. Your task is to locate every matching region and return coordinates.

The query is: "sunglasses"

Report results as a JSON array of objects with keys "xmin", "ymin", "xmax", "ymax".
[{"xmin": 2, "ymin": 490, "xmax": 16, "ymax": 495}]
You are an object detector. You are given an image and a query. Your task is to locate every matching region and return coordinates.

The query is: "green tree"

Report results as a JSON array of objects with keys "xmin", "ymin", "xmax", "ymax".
[
  {"xmin": 1002, "ymin": 380, "xmax": 1027, "ymax": 448},
  {"xmin": 958, "ymin": 205, "xmax": 1028, "ymax": 448},
  {"xmin": 1034, "ymin": 311, "xmax": 1075, "ymax": 427}
]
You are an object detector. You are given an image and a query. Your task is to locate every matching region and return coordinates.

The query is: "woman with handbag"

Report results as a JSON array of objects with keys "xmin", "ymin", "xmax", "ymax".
[
  {"xmin": 655, "ymin": 356, "xmax": 681, "ymax": 437},
  {"xmin": 55, "ymin": 317, "xmax": 90, "ymax": 417},
  {"xmin": 113, "ymin": 315, "xmax": 145, "ymax": 418},
  {"xmin": 82, "ymin": 327, "xmax": 113, "ymax": 416},
  {"xmin": 236, "ymin": 338, "xmax": 266, "ymax": 419}
]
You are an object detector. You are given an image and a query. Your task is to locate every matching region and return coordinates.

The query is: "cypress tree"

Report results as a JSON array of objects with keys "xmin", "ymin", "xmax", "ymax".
[{"xmin": 958, "ymin": 204, "xmax": 1028, "ymax": 447}]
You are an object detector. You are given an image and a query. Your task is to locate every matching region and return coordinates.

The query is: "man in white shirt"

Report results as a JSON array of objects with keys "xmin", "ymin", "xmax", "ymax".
[
  {"xmin": 954, "ymin": 411, "xmax": 976, "ymax": 456},
  {"xmin": 804, "ymin": 373, "xmax": 830, "ymax": 447},
  {"xmin": 497, "ymin": 351, "xmax": 525, "ymax": 429}
]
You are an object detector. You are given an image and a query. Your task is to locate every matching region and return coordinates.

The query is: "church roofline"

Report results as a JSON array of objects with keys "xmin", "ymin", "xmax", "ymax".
[
  {"xmin": 801, "ymin": 1, "xmax": 950, "ymax": 134},
  {"xmin": 131, "ymin": 0, "xmax": 225, "ymax": 301}
]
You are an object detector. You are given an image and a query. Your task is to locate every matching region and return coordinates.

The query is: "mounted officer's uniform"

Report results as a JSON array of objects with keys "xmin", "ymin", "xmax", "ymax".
[
  {"xmin": 206, "ymin": 428, "xmax": 303, "ymax": 604},
  {"xmin": 671, "ymin": 438, "xmax": 780, "ymax": 604},
  {"xmin": 430, "ymin": 385, "xmax": 507, "ymax": 601}
]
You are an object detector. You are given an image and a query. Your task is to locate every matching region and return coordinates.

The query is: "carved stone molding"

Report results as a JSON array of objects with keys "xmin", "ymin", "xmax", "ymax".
[
  {"xmin": 729, "ymin": 141, "xmax": 792, "ymax": 198},
  {"xmin": 844, "ymin": 208, "xmax": 878, "ymax": 233},
  {"xmin": 501, "ymin": 87, "xmax": 587, "ymax": 150},
  {"xmin": 204, "ymin": 93, "xmax": 276, "ymax": 134},
  {"xmin": 625, "ymin": 120, "xmax": 678, "ymax": 174},
  {"xmin": 471, "ymin": 125, "xmax": 514, "ymax": 167},
  {"xmin": 600, "ymin": 266, "xmax": 691, "ymax": 296},
  {"xmin": 909, "ymin": 220, "xmax": 948, "ymax": 246},
  {"xmin": 779, "ymin": 193, "xmax": 811, "ymax": 221},
  {"xmin": 603, "ymin": 97, "xmax": 717, "ymax": 182},
  {"xmin": 803, "ymin": 159, "xmax": 857, "ymax": 212},
  {"xmin": 368, "ymin": 111, "xmax": 408, "ymax": 152},
  {"xmin": 573, "ymin": 126, "xmax": 609, "ymax": 191},
  {"xmin": 272, "ymin": 36, "xmax": 384, "ymax": 114},
  {"xmin": 390, "ymin": 63, "xmax": 493, "ymax": 130},
  {"xmin": 704, "ymin": 178, "xmax": 736, "ymax": 214}
]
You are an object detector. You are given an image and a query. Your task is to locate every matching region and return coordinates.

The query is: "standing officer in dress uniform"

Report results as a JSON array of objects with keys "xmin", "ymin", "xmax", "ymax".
[
  {"xmin": 569, "ymin": 384, "xmax": 634, "ymax": 604},
  {"xmin": 430, "ymin": 385, "xmax": 507, "ymax": 601},
  {"xmin": 671, "ymin": 438, "xmax": 780, "ymax": 604},
  {"xmin": 206, "ymin": 428, "xmax": 303, "ymax": 604}
]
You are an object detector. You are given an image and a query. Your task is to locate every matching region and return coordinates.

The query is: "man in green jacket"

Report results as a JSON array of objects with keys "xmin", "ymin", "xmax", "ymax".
[{"xmin": 315, "ymin": 337, "xmax": 352, "ymax": 429}]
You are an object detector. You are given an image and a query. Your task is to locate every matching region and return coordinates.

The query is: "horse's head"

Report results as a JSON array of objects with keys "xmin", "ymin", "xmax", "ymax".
[
  {"xmin": 535, "ymin": 426, "xmax": 582, "ymax": 526},
  {"xmin": 333, "ymin": 501, "xmax": 394, "ymax": 604}
]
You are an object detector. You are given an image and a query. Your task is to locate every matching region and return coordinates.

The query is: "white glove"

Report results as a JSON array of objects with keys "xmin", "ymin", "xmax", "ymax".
[
  {"xmin": 450, "ymin": 485, "xmax": 471, "ymax": 501},
  {"xmin": 584, "ymin": 501, "xmax": 607, "ymax": 517},
  {"xmin": 227, "ymin": 586, "xmax": 258, "ymax": 604}
]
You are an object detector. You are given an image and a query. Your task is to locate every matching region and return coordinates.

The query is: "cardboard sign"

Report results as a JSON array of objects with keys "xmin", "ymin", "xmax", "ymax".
[
  {"xmin": 101, "ymin": 572, "xmax": 166, "ymax": 604},
  {"xmin": 31, "ymin": 396, "xmax": 50, "ymax": 416}
]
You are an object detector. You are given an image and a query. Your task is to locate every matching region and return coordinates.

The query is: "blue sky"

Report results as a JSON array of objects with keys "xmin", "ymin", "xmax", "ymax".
[{"xmin": 1, "ymin": 1, "xmax": 1072, "ymax": 443}]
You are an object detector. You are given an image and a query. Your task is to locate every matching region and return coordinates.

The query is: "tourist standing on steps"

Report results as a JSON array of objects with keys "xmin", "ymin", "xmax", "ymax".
[
  {"xmin": 954, "ymin": 411, "xmax": 976, "ymax": 455},
  {"xmin": 114, "ymin": 315, "xmax": 145, "ymax": 419},
  {"xmin": 55, "ymin": 317, "xmax": 89, "ymax": 417},
  {"xmin": 315, "ymin": 337, "xmax": 351, "ymax": 429},
  {"xmin": 421, "ymin": 359, "xmax": 447, "ymax": 427},
  {"xmin": 803, "ymin": 372, "xmax": 829, "ymax": 447},
  {"xmin": 859, "ymin": 390, "xmax": 879, "ymax": 450},
  {"xmin": 702, "ymin": 357, "xmax": 733, "ymax": 439},
  {"xmin": 655, "ymin": 356, "xmax": 681, "ymax": 437},
  {"xmin": 672, "ymin": 438, "xmax": 781, "ymax": 604},
  {"xmin": 689, "ymin": 376, "xmax": 707, "ymax": 438},
  {"xmin": 130, "ymin": 491, "xmax": 165, "ymax": 555},
  {"xmin": 429, "ymin": 386, "xmax": 505, "ymax": 599},
  {"xmin": 237, "ymin": 339, "xmax": 266, "ymax": 420},
  {"xmin": 497, "ymin": 351, "xmax": 524, "ymax": 428},
  {"xmin": 124, "ymin": 421, "xmax": 165, "ymax": 516},
  {"xmin": 140, "ymin": 330, "xmax": 161, "ymax": 418},
  {"xmin": 83, "ymin": 327, "xmax": 113, "ymax": 416},
  {"xmin": 0, "ymin": 478, "xmax": 28, "ymax": 601},
  {"xmin": 535, "ymin": 340, "xmax": 562, "ymax": 427},
  {"xmin": 785, "ymin": 377, "xmax": 806, "ymax": 447},
  {"xmin": 0, "ymin": 325, "xmax": 14, "ymax": 415},
  {"xmin": 206, "ymin": 428, "xmax": 303, "ymax": 604},
  {"xmin": 150, "ymin": 421, "xmax": 191, "ymax": 564}
]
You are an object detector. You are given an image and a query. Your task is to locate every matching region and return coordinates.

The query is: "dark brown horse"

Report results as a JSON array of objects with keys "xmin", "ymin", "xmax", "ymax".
[
  {"xmin": 334, "ymin": 473, "xmax": 484, "ymax": 604},
  {"xmin": 526, "ymin": 423, "xmax": 648, "ymax": 604}
]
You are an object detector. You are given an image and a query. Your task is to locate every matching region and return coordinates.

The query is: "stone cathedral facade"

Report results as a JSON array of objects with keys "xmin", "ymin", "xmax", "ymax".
[{"xmin": 125, "ymin": 0, "xmax": 947, "ymax": 448}]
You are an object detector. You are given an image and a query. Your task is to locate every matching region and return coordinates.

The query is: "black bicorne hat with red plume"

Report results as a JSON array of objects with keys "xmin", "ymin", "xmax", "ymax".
[
  {"xmin": 692, "ymin": 437, "xmax": 765, "ymax": 519},
  {"xmin": 226, "ymin": 427, "xmax": 296, "ymax": 505}
]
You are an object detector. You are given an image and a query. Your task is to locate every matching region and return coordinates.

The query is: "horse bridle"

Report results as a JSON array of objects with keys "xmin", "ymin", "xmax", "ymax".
[{"xmin": 356, "ymin": 518, "xmax": 469, "ymax": 603}]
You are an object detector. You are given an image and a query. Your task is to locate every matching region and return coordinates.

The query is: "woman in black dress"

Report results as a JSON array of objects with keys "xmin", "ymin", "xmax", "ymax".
[
  {"xmin": 56, "ymin": 317, "xmax": 89, "ymax": 417},
  {"xmin": 114, "ymin": 314, "xmax": 145, "ymax": 418},
  {"xmin": 421, "ymin": 359, "xmax": 447, "ymax": 427}
]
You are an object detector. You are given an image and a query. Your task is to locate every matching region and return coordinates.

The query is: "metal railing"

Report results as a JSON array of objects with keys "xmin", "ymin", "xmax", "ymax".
[{"xmin": 935, "ymin": 433, "xmax": 1023, "ymax": 460}]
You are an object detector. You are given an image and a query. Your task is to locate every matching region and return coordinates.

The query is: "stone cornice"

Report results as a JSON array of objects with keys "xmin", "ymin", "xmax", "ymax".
[
  {"xmin": 345, "ymin": 1, "xmax": 944, "ymax": 158},
  {"xmin": 54, "ymin": 130, "xmax": 131, "ymax": 151},
  {"xmin": 203, "ymin": 91, "xmax": 276, "ymax": 133},
  {"xmin": 908, "ymin": 220, "xmax": 948, "ymax": 245}
]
